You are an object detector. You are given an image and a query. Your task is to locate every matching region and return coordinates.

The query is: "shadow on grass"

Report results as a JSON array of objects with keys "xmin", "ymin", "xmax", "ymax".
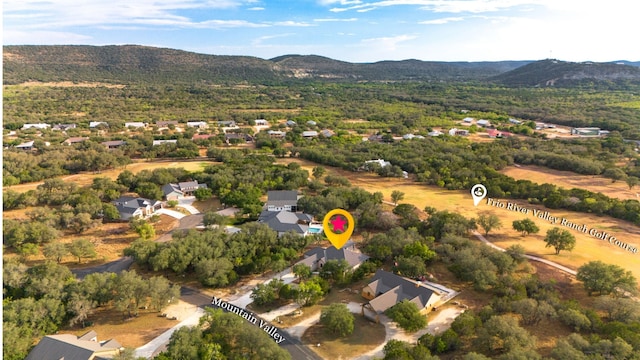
[{"xmin": 301, "ymin": 316, "xmax": 385, "ymax": 359}]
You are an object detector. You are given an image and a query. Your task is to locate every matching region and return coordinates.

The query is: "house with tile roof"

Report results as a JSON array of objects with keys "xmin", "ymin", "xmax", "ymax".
[
  {"xmin": 26, "ymin": 330, "xmax": 122, "ymax": 360},
  {"xmin": 296, "ymin": 244, "xmax": 369, "ymax": 271},
  {"xmin": 111, "ymin": 196, "xmax": 162, "ymax": 221},
  {"xmin": 361, "ymin": 270, "xmax": 443, "ymax": 323}
]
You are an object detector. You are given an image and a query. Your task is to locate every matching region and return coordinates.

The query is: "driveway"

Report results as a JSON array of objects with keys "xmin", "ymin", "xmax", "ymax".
[
  {"xmin": 177, "ymin": 198, "xmax": 200, "ymax": 215},
  {"xmin": 156, "ymin": 214, "xmax": 204, "ymax": 242}
]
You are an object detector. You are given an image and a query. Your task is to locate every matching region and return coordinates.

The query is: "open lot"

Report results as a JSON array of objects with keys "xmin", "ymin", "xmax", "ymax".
[
  {"xmin": 277, "ymin": 158, "xmax": 640, "ymax": 281},
  {"xmin": 502, "ymin": 164, "xmax": 639, "ymax": 201},
  {"xmin": 302, "ymin": 315, "xmax": 386, "ymax": 360}
]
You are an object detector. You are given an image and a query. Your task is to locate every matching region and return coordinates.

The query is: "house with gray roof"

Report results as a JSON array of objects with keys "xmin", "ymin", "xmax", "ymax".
[
  {"xmin": 296, "ymin": 244, "xmax": 369, "ymax": 271},
  {"xmin": 361, "ymin": 270, "xmax": 443, "ymax": 323},
  {"xmin": 26, "ymin": 330, "xmax": 122, "ymax": 360},
  {"xmin": 266, "ymin": 190, "xmax": 299, "ymax": 212},
  {"xmin": 111, "ymin": 196, "xmax": 162, "ymax": 221},
  {"xmin": 257, "ymin": 210, "xmax": 313, "ymax": 236},
  {"xmin": 101, "ymin": 140, "xmax": 126, "ymax": 149},
  {"xmin": 162, "ymin": 181, "xmax": 207, "ymax": 200}
]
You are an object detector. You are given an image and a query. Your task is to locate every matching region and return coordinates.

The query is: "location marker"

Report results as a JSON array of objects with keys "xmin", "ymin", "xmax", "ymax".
[
  {"xmin": 322, "ymin": 209, "xmax": 355, "ymax": 249},
  {"xmin": 471, "ymin": 184, "xmax": 487, "ymax": 206}
]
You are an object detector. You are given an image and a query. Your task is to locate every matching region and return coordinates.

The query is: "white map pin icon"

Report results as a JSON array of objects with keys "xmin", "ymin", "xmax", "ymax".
[{"xmin": 471, "ymin": 184, "xmax": 487, "ymax": 206}]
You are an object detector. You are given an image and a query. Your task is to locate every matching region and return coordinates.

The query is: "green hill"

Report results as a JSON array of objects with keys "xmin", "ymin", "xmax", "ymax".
[
  {"xmin": 492, "ymin": 59, "xmax": 640, "ymax": 87},
  {"xmin": 3, "ymin": 45, "xmax": 528, "ymax": 84}
]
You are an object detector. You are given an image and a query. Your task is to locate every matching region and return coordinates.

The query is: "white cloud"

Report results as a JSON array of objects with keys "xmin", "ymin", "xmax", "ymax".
[
  {"xmin": 3, "ymin": 0, "xmax": 255, "ymax": 29},
  {"xmin": 272, "ymin": 21, "xmax": 315, "ymax": 27},
  {"xmin": 247, "ymin": 7, "xmax": 265, "ymax": 10},
  {"xmin": 314, "ymin": 18, "xmax": 359, "ymax": 22},
  {"xmin": 317, "ymin": 0, "xmax": 362, "ymax": 5},
  {"xmin": 327, "ymin": 0, "xmax": 546, "ymax": 13},
  {"xmin": 3, "ymin": 30, "xmax": 93, "ymax": 44},
  {"xmin": 252, "ymin": 33, "xmax": 295, "ymax": 46},
  {"xmin": 419, "ymin": 16, "xmax": 464, "ymax": 24},
  {"xmin": 361, "ymin": 34, "xmax": 417, "ymax": 51}
]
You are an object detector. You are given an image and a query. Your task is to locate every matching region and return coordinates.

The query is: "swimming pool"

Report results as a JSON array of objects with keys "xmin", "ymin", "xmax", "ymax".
[{"xmin": 308, "ymin": 226, "xmax": 323, "ymax": 234}]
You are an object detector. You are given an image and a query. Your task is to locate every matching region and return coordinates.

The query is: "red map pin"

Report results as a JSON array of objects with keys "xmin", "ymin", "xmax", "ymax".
[{"xmin": 322, "ymin": 209, "xmax": 355, "ymax": 249}]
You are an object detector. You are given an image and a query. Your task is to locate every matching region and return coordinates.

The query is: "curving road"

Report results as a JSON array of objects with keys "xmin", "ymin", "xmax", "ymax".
[
  {"xmin": 472, "ymin": 230, "xmax": 577, "ymax": 276},
  {"xmin": 180, "ymin": 287, "xmax": 322, "ymax": 360}
]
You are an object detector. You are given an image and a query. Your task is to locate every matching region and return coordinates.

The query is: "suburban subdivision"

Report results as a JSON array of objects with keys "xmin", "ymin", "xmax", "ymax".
[{"xmin": 3, "ymin": 45, "xmax": 640, "ymax": 360}]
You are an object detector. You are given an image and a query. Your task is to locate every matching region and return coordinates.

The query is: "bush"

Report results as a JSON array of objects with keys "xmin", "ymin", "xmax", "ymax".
[{"xmin": 385, "ymin": 299, "xmax": 427, "ymax": 332}]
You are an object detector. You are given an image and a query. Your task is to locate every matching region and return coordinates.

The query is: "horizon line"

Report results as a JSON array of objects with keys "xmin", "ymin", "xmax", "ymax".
[{"xmin": 4, "ymin": 44, "xmax": 640, "ymax": 65}]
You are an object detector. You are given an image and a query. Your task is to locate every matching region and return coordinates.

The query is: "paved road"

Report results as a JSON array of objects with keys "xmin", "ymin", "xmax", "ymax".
[
  {"xmin": 71, "ymin": 256, "xmax": 134, "ymax": 279},
  {"xmin": 180, "ymin": 287, "xmax": 323, "ymax": 360}
]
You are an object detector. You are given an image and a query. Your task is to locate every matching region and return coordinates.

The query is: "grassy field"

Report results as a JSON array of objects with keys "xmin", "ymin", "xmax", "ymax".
[
  {"xmin": 501, "ymin": 164, "xmax": 639, "ymax": 201},
  {"xmin": 64, "ymin": 306, "xmax": 180, "ymax": 348},
  {"xmin": 277, "ymin": 158, "xmax": 640, "ymax": 281},
  {"xmin": 302, "ymin": 315, "xmax": 385, "ymax": 360},
  {"xmin": 4, "ymin": 159, "xmax": 218, "ymax": 193}
]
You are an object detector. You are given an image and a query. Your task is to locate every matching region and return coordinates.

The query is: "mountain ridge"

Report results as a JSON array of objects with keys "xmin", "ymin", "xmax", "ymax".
[
  {"xmin": 492, "ymin": 59, "xmax": 640, "ymax": 87},
  {"xmin": 3, "ymin": 45, "xmax": 639, "ymax": 86}
]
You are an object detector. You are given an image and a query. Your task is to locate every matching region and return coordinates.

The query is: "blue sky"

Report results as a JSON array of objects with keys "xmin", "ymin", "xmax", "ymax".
[{"xmin": 4, "ymin": 0, "xmax": 639, "ymax": 62}]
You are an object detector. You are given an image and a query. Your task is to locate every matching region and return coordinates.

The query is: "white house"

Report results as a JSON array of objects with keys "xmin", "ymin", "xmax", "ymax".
[
  {"xmin": 265, "ymin": 190, "xmax": 298, "ymax": 212},
  {"xmin": 111, "ymin": 196, "xmax": 162, "ymax": 220},
  {"xmin": 21, "ymin": 123, "xmax": 50, "ymax": 130},
  {"xmin": 268, "ymin": 130, "xmax": 286, "ymax": 138},
  {"xmin": 187, "ymin": 121, "xmax": 208, "ymax": 129},
  {"xmin": 462, "ymin": 117, "xmax": 474, "ymax": 123},
  {"xmin": 365, "ymin": 159, "xmax": 391, "ymax": 168},
  {"xmin": 254, "ymin": 119, "xmax": 269, "ymax": 126},
  {"xmin": 476, "ymin": 119, "xmax": 491, "ymax": 127},
  {"xmin": 89, "ymin": 121, "xmax": 108, "ymax": 128},
  {"xmin": 124, "ymin": 122, "xmax": 147, "ymax": 129},
  {"xmin": 16, "ymin": 140, "xmax": 51, "ymax": 150},
  {"xmin": 428, "ymin": 130, "xmax": 443, "ymax": 137},
  {"xmin": 302, "ymin": 130, "xmax": 318, "ymax": 138},
  {"xmin": 152, "ymin": 139, "xmax": 178, "ymax": 146},
  {"xmin": 448, "ymin": 128, "xmax": 469, "ymax": 136}
]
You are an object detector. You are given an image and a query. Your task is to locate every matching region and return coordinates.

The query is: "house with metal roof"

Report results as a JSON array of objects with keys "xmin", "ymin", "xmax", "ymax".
[
  {"xmin": 111, "ymin": 196, "xmax": 162, "ymax": 221},
  {"xmin": 302, "ymin": 130, "xmax": 319, "ymax": 138},
  {"xmin": 21, "ymin": 123, "xmax": 51, "ymax": 130},
  {"xmin": 63, "ymin": 137, "xmax": 89, "ymax": 145},
  {"xmin": 89, "ymin": 121, "xmax": 109, "ymax": 128},
  {"xmin": 26, "ymin": 330, "xmax": 122, "ymax": 360},
  {"xmin": 101, "ymin": 140, "xmax": 126, "ymax": 149},
  {"xmin": 266, "ymin": 190, "xmax": 299, "ymax": 212},
  {"xmin": 52, "ymin": 123, "xmax": 77, "ymax": 131},
  {"xmin": 361, "ymin": 270, "xmax": 443, "ymax": 323},
  {"xmin": 124, "ymin": 122, "xmax": 147, "ymax": 129},
  {"xmin": 152, "ymin": 139, "xmax": 178, "ymax": 146},
  {"xmin": 296, "ymin": 244, "xmax": 369, "ymax": 271}
]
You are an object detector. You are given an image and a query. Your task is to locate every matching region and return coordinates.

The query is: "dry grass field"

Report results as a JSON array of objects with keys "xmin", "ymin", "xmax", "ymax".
[
  {"xmin": 502, "ymin": 164, "xmax": 639, "ymax": 201},
  {"xmin": 64, "ymin": 306, "xmax": 181, "ymax": 348},
  {"xmin": 302, "ymin": 316, "xmax": 386, "ymax": 360},
  {"xmin": 277, "ymin": 158, "xmax": 640, "ymax": 281},
  {"xmin": 4, "ymin": 160, "xmax": 218, "ymax": 193}
]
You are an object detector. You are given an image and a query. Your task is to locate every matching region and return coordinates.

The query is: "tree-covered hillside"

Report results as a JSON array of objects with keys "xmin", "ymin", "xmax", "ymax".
[
  {"xmin": 493, "ymin": 59, "xmax": 640, "ymax": 88},
  {"xmin": 4, "ymin": 45, "xmax": 526, "ymax": 84}
]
